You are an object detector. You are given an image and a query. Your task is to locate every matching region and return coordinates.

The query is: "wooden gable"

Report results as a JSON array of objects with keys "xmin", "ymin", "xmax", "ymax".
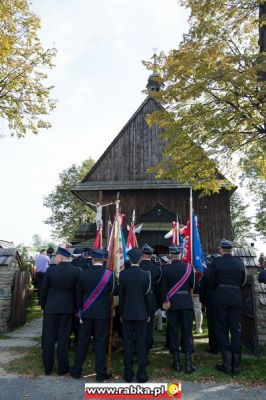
[{"xmin": 82, "ymin": 96, "xmax": 165, "ymax": 183}]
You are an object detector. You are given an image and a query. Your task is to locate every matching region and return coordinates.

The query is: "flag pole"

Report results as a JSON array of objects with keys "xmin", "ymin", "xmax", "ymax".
[
  {"xmin": 107, "ymin": 197, "xmax": 120, "ymax": 372},
  {"xmin": 190, "ymin": 186, "xmax": 193, "ymax": 267}
]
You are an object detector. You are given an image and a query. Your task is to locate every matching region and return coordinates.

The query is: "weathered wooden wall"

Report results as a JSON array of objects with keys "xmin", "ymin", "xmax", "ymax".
[
  {"xmin": 83, "ymin": 97, "xmax": 164, "ymax": 182},
  {"xmin": 101, "ymin": 188, "xmax": 232, "ymax": 254}
]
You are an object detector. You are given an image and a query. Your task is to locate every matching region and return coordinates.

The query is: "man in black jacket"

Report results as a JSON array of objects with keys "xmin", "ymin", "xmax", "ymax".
[
  {"xmin": 199, "ymin": 255, "xmax": 220, "ymax": 354},
  {"xmin": 139, "ymin": 243, "xmax": 162, "ymax": 356},
  {"xmin": 70, "ymin": 249, "xmax": 115, "ymax": 381},
  {"xmin": 210, "ymin": 239, "xmax": 246, "ymax": 375},
  {"xmin": 72, "ymin": 248, "xmax": 92, "ymax": 270},
  {"xmin": 119, "ymin": 247, "xmax": 151, "ymax": 383},
  {"xmin": 40, "ymin": 247, "xmax": 81, "ymax": 376},
  {"xmin": 160, "ymin": 245, "xmax": 195, "ymax": 373}
]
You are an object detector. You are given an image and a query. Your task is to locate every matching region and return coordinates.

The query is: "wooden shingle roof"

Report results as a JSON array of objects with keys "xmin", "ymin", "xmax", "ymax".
[
  {"xmin": 232, "ymin": 247, "xmax": 258, "ymax": 267},
  {"xmin": 0, "ymin": 248, "xmax": 22, "ymax": 267}
]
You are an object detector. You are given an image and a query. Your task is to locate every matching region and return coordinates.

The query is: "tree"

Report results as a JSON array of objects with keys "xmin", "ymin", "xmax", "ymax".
[
  {"xmin": 0, "ymin": 0, "xmax": 56, "ymax": 138},
  {"xmin": 242, "ymin": 159, "xmax": 266, "ymax": 240},
  {"xmin": 31, "ymin": 234, "xmax": 57, "ymax": 251},
  {"xmin": 43, "ymin": 158, "xmax": 95, "ymax": 241},
  {"xmin": 32, "ymin": 233, "xmax": 42, "ymax": 248},
  {"xmin": 230, "ymin": 192, "xmax": 255, "ymax": 246},
  {"xmin": 144, "ymin": 1, "xmax": 266, "ymax": 194}
]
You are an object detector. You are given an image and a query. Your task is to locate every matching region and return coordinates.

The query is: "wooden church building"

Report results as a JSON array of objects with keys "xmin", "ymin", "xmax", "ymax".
[{"xmin": 72, "ymin": 74, "xmax": 233, "ymax": 254}]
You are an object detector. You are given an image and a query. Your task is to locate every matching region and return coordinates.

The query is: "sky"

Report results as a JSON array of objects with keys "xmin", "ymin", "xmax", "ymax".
[{"xmin": 0, "ymin": 0, "xmax": 190, "ymax": 246}]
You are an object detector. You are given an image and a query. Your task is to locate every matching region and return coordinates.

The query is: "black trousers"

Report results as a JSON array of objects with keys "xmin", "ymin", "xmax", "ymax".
[
  {"xmin": 42, "ymin": 313, "xmax": 72, "ymax": 374},
  {"xmin": 167, "ymin": 309, "xmax": 194, "ymax": 354},
  {"xmin": 122, "ymin": 320, "xmax": 147, "ymax": 381},
  {"xmin": 146, "ymin": 311, "xmax": 155, "ymax": 354},
  {"xmin": 206, "ymin": 306, "xmax": 218, "ymax": 352},
  {"xmin": 73, "ymin": 318, "xmax": 109, "ymax": 378},
  {"xmin": 37, "ymin": 272, "xmax": 46, "ymax": 301},
  {"xmin": 216, "ymin": 305, "xmax": 242, "ymax": 353}
]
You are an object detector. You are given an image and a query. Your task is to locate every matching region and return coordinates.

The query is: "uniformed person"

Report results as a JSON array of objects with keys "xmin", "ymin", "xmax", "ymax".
[
  {"xmin": 70, "ymin": 249, "xmax": 115, "ymax": 381},
  {"xmin": 199, "ymin": 254, "xmax": 220, "ymax": 354},
  {"xmin": 139, "ymin": 243, "xmax": 162, "ymax": 355},
  {"xmin": 72, "ymin": 248, "xmax": 92, "ymax": 270},
  {"xmin": 210, "ymin": 239, "xmax": 246, "ymax": 375},
  {"xmin": 40, "ymin": 247, "xmax": 81, "ymax": 375},
  {"xmin": 119, "ymin": 247, "xmax": 151, "ymax": 383},
  {"xmin": 160, "ymin": 245, "xmax": 195, "ymax": 373},
  {"xmin": 258, "ymin": 267, "xmax": 266, "ymax": 284}
]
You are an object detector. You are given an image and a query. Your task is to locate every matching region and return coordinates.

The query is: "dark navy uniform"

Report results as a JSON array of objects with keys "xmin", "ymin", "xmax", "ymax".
[
  {"xmin": 258, "ymin": 269, "xmax": 266, "ymax": 284},
  {"xmin": 40, "ymin": 257, "xmax": 80, "ymax": 375},
  {"xmin": 199, "ymin": 260, "xmax": 218, "ymax": 353},
  {"xmin": 71, "ymin": 263, "xmax": 115, "ymax": 380},
  {"xmin": 119, "ymin": 253, "xmax": 151, "ymax": 383},
  {"xmin": 160, "ymin": 255, "xmax": 195, "ymax": 373},
  {"xmin": 139, "ymin": 257, "xmax": 162, "ymax": 354},
  {"xmin": 72, "ymin": 256, "xmax": 92, "ymax": 270},
  {"xmin": 210, "ymin": 240, "xmax": 246, "ymax": 374}
]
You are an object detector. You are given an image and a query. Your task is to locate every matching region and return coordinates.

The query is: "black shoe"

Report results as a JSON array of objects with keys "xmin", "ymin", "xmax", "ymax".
[
  {"xmin": 232, "ymin": 352, "xmax": 241, "ymax": 376},
  {"xmin": 70, "ymin": 367, "xmax": 81, "ymax": 379},
  {"xmin": 172, "ymin": 353, "xmax": 182, "ymax": 372},
  {"xmin": 184, "ymin": 353, "xmax": 196, "ymax": 374},
  {"xmin": 124, "ymin": 373, "xmax": 134, "ymax": 383},
  {"xmin": 58, "ymin": 368, "xmax": 69, "ymax": 376},
  {"xmin": 96, "ymin": 373, "xmax": 112, "ymax": 382},
  {"xmin": 137, "ymin": 376, "xmax": 149, "ymax": 383},
  {"xmin": 216, "ymin": 351, "xmax": 232, "ymax": 375},
  {"xmin": 44, "ymin": 371, "xmax": 52, "ymax": 376}
]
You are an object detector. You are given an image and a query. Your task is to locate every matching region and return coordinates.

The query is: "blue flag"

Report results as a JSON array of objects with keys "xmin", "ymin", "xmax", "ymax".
[{"xmin": 192, "ymin": 210, "xmax": 206, "ymax": 272}]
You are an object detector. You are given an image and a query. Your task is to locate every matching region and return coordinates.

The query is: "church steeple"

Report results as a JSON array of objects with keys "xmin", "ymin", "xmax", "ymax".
[{"xmin": 146, "ymin": 50, "xmax": 163, "ymax": 92}]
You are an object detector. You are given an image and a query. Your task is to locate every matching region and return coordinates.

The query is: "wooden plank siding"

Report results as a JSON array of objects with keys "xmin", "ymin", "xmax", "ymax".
[
  {"xmin": 74, "ymin": 95, "xmax": 233, "ymax": 254},
  {"xmin": 84, "ymin": 97, "xmax": 165, "ymax": 182},
  {"xmin": 100, "ymin": 188, "xmax": 232, "ymax": 254}
]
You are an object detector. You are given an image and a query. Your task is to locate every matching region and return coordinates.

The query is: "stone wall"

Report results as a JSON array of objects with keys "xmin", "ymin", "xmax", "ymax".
[
  {"xmin": 0, "ymin": 263, "xmax": 19, "ymax": 332},
  {"xmin": 251, "ymin": 268, "xmax": 266, "ymax": 345}
]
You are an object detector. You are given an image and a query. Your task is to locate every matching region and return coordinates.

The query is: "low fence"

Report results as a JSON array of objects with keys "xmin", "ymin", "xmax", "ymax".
[{"xmin": 9, "ymin": 270, "xmax": 31, "ymax": 331}]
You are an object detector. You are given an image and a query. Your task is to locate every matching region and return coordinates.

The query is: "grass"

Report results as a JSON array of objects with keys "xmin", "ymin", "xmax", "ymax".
[
  {"xmin": 26, "ymin": 290, "xmax": 42, "ymax": 322},
  {"xmin": 4, "ymin": 323, "xmax": 266, "ymax": 385}
]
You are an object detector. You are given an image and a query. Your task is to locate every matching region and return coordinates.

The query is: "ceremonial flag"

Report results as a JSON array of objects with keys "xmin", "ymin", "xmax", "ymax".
[
  {"xmin": 107, "ymin": 218, "xmax": 112, "ymax": 245},
  {"xmin": 180, "ymin": 221, "xmax": 191, "ymax": 263},
  {"xmin": 126, "ymin": 210, "xmax": 138, "ymax": 250},
  {"xmin": 192, "ymin": 211, "xmax": 206, "ymax": 273},
  {"xmin": 107, "ymin": 208, "xmax": 126, "ymax": 275},
  {"xmin": 181, "ymin": 211, "xmax": 206, "ymax": 273},
  {"xmin": 93, "ymin": 225, "xmax": 102, "ymax": 249},
  {"xmin": 164, "ymin": 220, "xmax": 180, "ymax": 245}
]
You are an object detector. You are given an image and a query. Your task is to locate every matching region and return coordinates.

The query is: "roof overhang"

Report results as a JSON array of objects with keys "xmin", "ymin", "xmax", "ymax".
[{"xmin": 71, "ymin": 180, "xmax": 191, "ymax": 203}]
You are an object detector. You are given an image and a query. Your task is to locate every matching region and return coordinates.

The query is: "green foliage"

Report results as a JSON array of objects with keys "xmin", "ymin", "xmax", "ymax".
[
  {"xmin": 230, "ymin": 191, "xmax": 255, "ymax": 246},
  {"xmin": 144, "ymin": 0, "xmax": 266, "ymax": 194},
  {"xmin": 242, "ymin": 158, "xmax": 266, "ymax": 240},
  {"xmin": 16, "ymin": 244, "xmax": 32, "ymax": 271},
  {"xmin": 32, "ymin": 234, "xmax": 42, "ymax": 248},
  {"xmin": 0, "ymin": 0, "xmax": 56, "ymax": 137},
  {"xmin": 31, "ymin": 234, "xmax": 57, "ymax": 251},
  {"xmin": 27, "ymin": 290, "xmax": 42, "ymax": 322},
  {"xmin": 43, "ymin": 158, "xmax": 95, "ymax": 241}
]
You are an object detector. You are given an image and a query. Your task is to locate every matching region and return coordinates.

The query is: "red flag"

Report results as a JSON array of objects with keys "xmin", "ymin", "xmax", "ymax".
[
  {"xmin": 181, "ymin": 220, "xmax": 191, "ymax": 263},
  {"xmin": 126, "ymin": 224, "xmax": 138, "ymax": 250},
  {"xmin": 93, "ymin": 225, "xmax": 103, "ymax": 249},
  {"xmin": 126, "ymin": 210, "xmax": 138, "ymax": 250}
]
